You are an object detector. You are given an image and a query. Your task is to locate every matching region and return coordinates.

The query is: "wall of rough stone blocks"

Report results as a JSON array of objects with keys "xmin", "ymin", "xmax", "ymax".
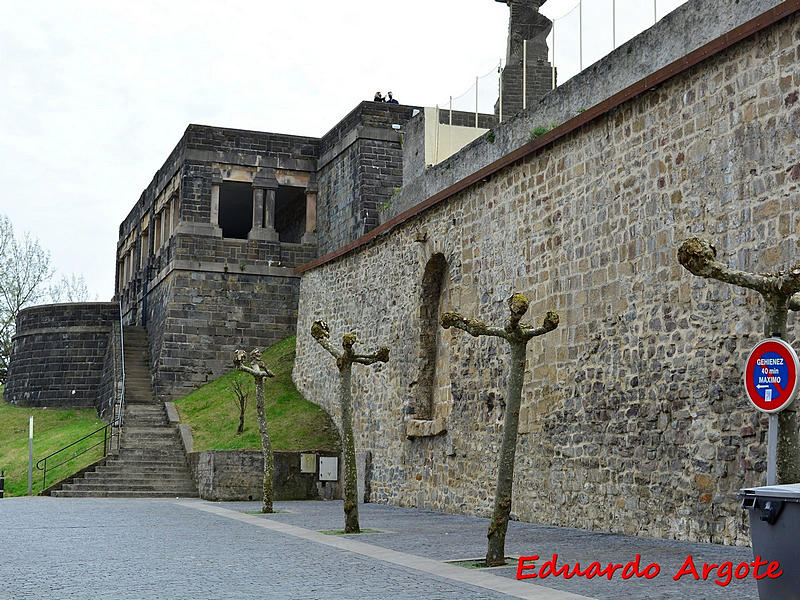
[
  {"xmin": 294, "ymin": 9, "xmax": 800, "ymax": 546},
  {"xmin": 6, "ymin": 303, "xmax": 118, "ymax": 412},
  {"xmin": 316, "ymin": 102, "xmax": 418, "ymax": 255},
  {"xmin": 187, "ymin": 450, "xmax": 343, "ymax": 502}
]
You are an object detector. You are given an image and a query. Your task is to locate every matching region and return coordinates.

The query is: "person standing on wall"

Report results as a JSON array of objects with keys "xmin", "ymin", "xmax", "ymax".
[
  {"xmin": 386, "ymin": 91, "xmax": 398, "ymax": 104},
  {"xmin": 374, "ymin": 91, "xmax": 384, "ymax": 102}
]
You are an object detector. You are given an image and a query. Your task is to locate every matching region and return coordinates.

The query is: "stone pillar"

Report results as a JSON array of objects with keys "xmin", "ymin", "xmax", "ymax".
[
  {"xmin": 495, "ymin": 0, "xmax": 554, "ymax": 119},
  {"xmin": 249, "ymin": 169, "xmax": 280, "ymax": 242},
  {"xmin": 208, "ymin": 173, "xmax": 224, "ymax": 237},
  {"xmin": 301, "ymin": 180, "xmax": 318, "ymax": 245}
]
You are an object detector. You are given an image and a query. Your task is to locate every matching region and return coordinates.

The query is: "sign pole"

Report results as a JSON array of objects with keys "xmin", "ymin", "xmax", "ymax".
[
  {"xmin": 744, "ymin": 337, "xmax": 800, "ymax": 486},
  {"xmin": 767, "ymin": 413, "xmax": 778, "ymax": 485},
  {"xmin": 28, "ymin": 415, "xmax": 33, "ymax": 496}
]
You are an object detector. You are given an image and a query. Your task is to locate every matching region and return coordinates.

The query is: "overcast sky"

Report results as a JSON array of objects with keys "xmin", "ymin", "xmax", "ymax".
[{"xmin": 0, "ymin": 0, "xmax": 686, "ymax": 301}]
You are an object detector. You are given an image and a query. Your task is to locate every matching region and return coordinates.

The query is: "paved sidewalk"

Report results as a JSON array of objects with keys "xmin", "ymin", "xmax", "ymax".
[{"xmin": 0, "ymin": 498, "xmax": 758, "ymax": 599}]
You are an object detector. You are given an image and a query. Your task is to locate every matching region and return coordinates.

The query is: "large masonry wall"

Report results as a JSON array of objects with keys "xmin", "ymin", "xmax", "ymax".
[
  {"xmin": 295, "ymin": 8, "xmax": 800, "ymax": 545},
  {"xmin": 6, "ymin": 303, "xmax": 119, "ymax": 413},
  {"xmin": 118, "ymin": 125, "xmax": 320, "ymax": 400}
]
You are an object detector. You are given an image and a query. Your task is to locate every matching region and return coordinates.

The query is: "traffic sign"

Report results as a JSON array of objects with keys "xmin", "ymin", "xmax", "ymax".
[{"xmin": 744, "ymin": 338, "xmax": 800, "ymax": 413}]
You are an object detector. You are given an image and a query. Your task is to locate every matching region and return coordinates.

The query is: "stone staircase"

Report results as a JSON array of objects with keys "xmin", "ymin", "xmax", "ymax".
[{"xmin": 52, "ymin": 326, "xmax": 198, "ymax": 498}]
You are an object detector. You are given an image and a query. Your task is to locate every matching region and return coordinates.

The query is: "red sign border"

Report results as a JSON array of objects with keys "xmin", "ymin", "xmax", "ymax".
[{"xmin": 744, "ymin": 338, "xmax": 800, "ymax": 414}]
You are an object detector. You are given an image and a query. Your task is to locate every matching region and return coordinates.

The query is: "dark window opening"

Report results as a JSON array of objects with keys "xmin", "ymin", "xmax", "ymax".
[
  {"xmin": 275, "ymin": 186, "xmax": 306, "ymax": 244},
  {"xmin": 219, "ymin": 181, "xmax": 253, "ymax": 239},
  {"xmin": 413, "ymin": 253, "xmax": 447, "ymax": 419}
]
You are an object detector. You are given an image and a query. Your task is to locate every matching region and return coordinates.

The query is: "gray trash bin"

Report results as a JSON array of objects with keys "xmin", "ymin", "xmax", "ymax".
[{"xmin": 740, "ymin": 483, "xmax": 800, "ymax": 600}]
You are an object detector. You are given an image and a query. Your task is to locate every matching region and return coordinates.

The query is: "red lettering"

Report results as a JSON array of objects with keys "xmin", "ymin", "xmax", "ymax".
[
  {"xmin": 621, "ymin": 554, "xmax": 645, "ymax": 579},
  {"xmin": 603, "ymin": 563, "xmax": 624, "ymax": 580},
  {"xmin": 643, "ymin": 563, "xmax": 660, "ymax": 579},
  {"xmin": 734, "ymin": 562, "xmax": 750, "ymax": 579},
  {"xmin": 539, "ymin": 554, "xmax": 568, "ymax": 578},
  {"xmin": 766, "ymin": 561, "xmax": 783, "ymax": 579},
  {"xmin": 751, "ymin": 555, "xmax": 769, "ymax": 580},
  {"xmin": 673, "ymin": 555, "xmax": 700, "ymax": 581},
  {"xmin": 583, "ymin": 562, "xmax": 604, "ymax": 579},
  {"xmin": 714, "ymin": 562, "xmax": 733, "ymax": 587},
  {"xmin": 516, "ymin": 556, "xmax": 539, "ymax": 580},
  {"xmin": 701, "ymin": 562, "xmax": 719, "ymax": 579},
  {"xmin": 564, "ymin": 562, "xmax": 584, "ymax": 579}
]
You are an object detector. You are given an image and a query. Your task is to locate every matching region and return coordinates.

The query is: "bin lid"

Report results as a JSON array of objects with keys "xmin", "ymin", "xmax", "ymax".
[{"xmin": 739, "ymin": 483, "xmax": 800, "ymax": 501}]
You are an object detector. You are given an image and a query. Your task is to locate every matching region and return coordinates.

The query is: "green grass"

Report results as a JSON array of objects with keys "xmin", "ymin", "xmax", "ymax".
[
  {"xmin": 0, "ymin": 387, "xmax": 106, "ymax": 497},
  {"xmin": 174, "ymin": 336, "xmax": 340, "ymax": 453}
]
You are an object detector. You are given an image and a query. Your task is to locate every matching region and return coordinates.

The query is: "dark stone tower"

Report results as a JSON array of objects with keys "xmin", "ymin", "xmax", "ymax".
[{"xmin": 495, "ymin": 0, "xmax": 554, "ymax": 119}]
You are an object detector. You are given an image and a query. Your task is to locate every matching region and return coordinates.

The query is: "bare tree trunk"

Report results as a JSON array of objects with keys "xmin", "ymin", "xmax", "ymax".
[
  {"xmin": 254, "ymin": 375, "xmax": 274, "ymax": 514},
  {"xmin": 339, "ymin": 363, "xmax": 360, "ymax": 533},
  {"xmin": 678, "ymin": 238, "xmax": 800, "ymax": 483},
  {"xmin": 234, "ymin": 349, "xmax": 275, "ymax": 513},
  {"xmin": 486, "ymin": 342, "xmax": 526, "ymax": 566},
  {"xmin": 442, "ymin": 294, "xmax": 558, "ymax": 566},
  {"xmin": 311, "ymin": 320, "xmax": 389, "ymax": 534}
]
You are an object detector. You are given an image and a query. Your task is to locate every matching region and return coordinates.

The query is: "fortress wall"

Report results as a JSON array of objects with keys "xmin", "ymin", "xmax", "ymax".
[
  {"xmin": 6, "ymin": 303, "xmax": 118, "ymax": 412},
  {"xmin": 382, "ymin": 0, "xmax": 785, "ymax": 223},
  {"xmin": 294, "ymin": 8, "xmax": 800, "ymax": 545},
  {"xmin": 317, "ymin": 102, "xmax": 419, "ymax": 255}
]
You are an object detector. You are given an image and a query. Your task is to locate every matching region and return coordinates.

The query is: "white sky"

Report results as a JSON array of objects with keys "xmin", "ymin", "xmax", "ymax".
[{"xmin": 0, "ymin": 0, "xmax": 685, "ymax": 301}]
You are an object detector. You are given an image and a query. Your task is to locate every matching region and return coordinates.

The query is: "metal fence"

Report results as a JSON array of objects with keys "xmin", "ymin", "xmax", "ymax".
[{"xmin": 438, "ymin": 0, "xmax": 689, "ymax": 123}]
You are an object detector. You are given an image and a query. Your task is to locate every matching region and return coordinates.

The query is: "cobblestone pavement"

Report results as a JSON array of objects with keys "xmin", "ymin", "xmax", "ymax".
[{"xmin": 0, "ymin": 498, "xmax": 760, "ymax": 599}]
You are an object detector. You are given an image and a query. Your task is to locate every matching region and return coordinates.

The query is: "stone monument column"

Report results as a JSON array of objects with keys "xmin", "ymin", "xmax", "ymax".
[
  {"xmin": 301, "ymin": 178, "xmax": 318, "ymax": 245},
  {"xmin": 494, "ymin": 0, "xmax": 554, "ymax": 119},
  {"xmin": 208, "ymin": 172, "xmax": 224, "ymax": 237},
  {"xmin": 249, "ymin": 169, "xmax": 280, "ymax": 242}
]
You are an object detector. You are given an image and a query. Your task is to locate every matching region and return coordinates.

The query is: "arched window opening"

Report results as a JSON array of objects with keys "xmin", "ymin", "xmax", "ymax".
[{"xmin": 413, "ymin": 253, "xmax": 448, "ymax": 420}]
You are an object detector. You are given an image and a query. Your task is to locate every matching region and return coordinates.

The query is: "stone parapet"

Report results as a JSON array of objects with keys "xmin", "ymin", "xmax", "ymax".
[{"xmin": 6, "ymin": 303, "xmax": 119, "ymax": 411}]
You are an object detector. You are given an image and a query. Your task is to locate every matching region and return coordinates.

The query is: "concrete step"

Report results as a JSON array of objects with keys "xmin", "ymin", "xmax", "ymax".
[
  {"xmin": 80, "ymin": 474, "xmax": 195, "ymax": 486},
  {"xmin": 88, "ymin": 466, "xmax": 190, "ymax": 477},
  {"xmin": 52, "ymin": 489, "xmax": 198, "ymax": 498}
]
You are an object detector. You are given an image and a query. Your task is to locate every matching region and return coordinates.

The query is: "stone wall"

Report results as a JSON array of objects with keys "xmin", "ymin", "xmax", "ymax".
[
  {"xmin": 381, "ymin": 0, "xmax": 786, "ymax": 223},
  {"xmin": 294, "ymin": 6, "xmax": 800, "ymax": 546},
  {"xmin": 187, "ymin": 450, "xmax": 342, "ymax": 501},
  {"xmin": 117, "ymin": 125, "xmax": 319, "ymax": 400},
  {"xmin": 316, "ymin": 102, "xmax": 419, "ymax": 255},
  {"xmin": 6, "ymin": 303, "xmax": 118, "ymax": 412}
]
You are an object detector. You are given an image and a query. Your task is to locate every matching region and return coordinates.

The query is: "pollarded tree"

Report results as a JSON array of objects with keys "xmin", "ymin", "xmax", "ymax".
[
  {"xmin": 311, "ymin": 320, "xmax": 389, "ymax": 533},
  {"xmin": 233, "ymin": 348, "xmax": 275, "ymax": 513},
  {"xmin": 442, "ymin": 293, "xmax": 559, "ymax": 567},
  {"xmin": 678, "ymin": 237, "xmax": 800, "ymax": 483}
]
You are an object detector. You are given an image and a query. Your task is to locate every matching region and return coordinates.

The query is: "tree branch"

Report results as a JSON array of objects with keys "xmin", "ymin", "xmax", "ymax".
[
  {"xmin": 353, "ymin": 346, "xmax": 390, "ymax": 365},
  {"xmin": 677, "ymin": 237, "xmax": 800, "ymax": 298},
  {"xmin": 311, "ymin": 320, "xmax": 343, "ymax": 359},
  {"xmin": 441, "ymin": 312, "xmax": 508, "ymax": 339},
  {"xmin": 521, "ymin": 310, "xmax": 560, "ymax": 339}
]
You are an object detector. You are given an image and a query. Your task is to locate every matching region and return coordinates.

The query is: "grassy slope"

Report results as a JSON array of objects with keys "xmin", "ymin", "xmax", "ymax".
[
  {"xmin": 0, "ymin": 388, "xmax": 105, "ymax": 497},
  {"xmin": 174, "ymin": 336, "xmax": 340, "ymax": 453}
]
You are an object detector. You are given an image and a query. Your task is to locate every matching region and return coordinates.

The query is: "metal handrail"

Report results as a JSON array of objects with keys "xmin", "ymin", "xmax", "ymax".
[
  {"xmin": 35, "ymin": 418, "xmax": 118, "ymax": 491},
  {"xmin": 117, "ymin": 301, "xmax": 126, "ymax": 432}
]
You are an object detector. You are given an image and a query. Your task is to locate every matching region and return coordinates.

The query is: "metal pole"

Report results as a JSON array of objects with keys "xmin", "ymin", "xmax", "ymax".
[
  {"xmin": 579, "ymin": 0, "xmax": 583, "ymax": 71},
  {"xmin": 434, "ymin": 105, "xmax": 440, "ymax": 164},
  {"xmin": 767, "ymin": 413, "xmax": 779, "ymax": 485},
  {"xmin": 552, "ymin": 23, "xmax": 556, "ymax": 90},
  {"xmin": 475, "ymin": 76, "xmax": 479, "ymax": 127},
  {"xmin": 1, "ymin": 469, "xmax": 5, "ymax": 498},
  {"xmin": 28, "ymin": 416, "xmax": 33, "ymax": 496},
  {"xmin": 449, "ymin": 96, "xmax": 452, "ymax": 126},
  {"xmin": 654, "ymin": 0, "xmax": 657, "ymax": 24},
  {"xmin": 523, "ymin": 39, "xmax": 527, "ymax": 110},
  {"xmin": 612, "ymin": 0, "xmax": 616, "ymax": 49},
  {"xmin": 498, "ymin": 61, "xmax": 503, "ymax": 123}
]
